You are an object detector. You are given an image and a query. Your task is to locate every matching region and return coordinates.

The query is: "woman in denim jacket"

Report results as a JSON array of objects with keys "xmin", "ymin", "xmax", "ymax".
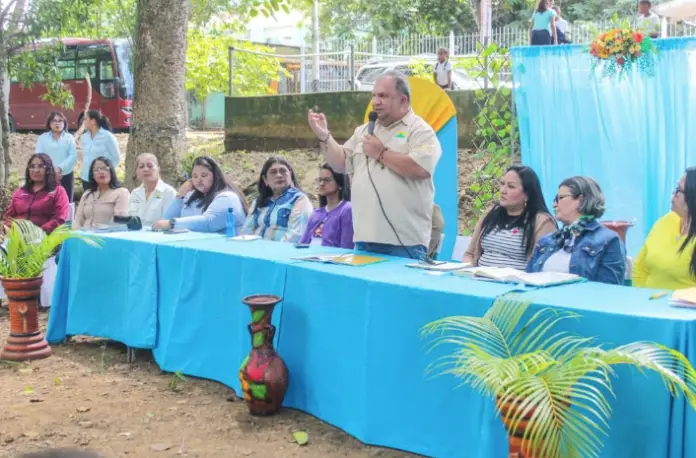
[{"xmin": 527, "ymin": 176, "xmax": 626, "ymax": 284}]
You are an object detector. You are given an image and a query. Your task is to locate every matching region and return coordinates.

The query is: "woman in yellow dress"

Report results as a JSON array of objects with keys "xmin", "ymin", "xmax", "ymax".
[{"xmin": 633, "ymin": 168, "xmax": 696, "ymax": 290}]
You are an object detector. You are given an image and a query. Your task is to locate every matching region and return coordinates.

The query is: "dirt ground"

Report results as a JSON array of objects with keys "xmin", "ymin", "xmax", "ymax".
[{"xmin": 0, "ymin": 308, "xmax": 419, "ymax": 458}]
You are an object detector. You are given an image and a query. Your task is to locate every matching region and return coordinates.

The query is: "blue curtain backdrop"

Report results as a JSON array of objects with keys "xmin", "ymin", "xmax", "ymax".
[{"xmin": 512, "ymin": 37, "xmax": 696, "ymax": 255}]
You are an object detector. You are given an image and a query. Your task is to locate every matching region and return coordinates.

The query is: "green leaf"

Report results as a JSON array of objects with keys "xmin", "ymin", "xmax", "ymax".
[{"xmin": 293, "ymin": 431, "xmax": 309, "ymax": 446}]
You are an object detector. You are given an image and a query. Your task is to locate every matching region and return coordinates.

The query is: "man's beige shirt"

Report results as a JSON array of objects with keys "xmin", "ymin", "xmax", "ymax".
[{"xmin": 343, "ymin": 109, "xmax": 441, "ymax": 247}]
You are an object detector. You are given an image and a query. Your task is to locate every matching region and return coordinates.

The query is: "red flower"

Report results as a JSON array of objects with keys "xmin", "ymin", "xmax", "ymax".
[
  {"xmin": 511, "ymin": 228, "xmax": 519, "ymax": 235},
  {"xmin": 617, "ymin": 56, "xmax": 625, "ymax": 65},
  {"xmin": 632, "ymin": 32, "xmax": 644, "ymax": 43}
]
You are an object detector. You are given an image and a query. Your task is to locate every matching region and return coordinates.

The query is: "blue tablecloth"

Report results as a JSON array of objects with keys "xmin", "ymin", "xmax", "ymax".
[{"xmin": 46, "ymin": 233, "xmax": 696, "ymax": 458}]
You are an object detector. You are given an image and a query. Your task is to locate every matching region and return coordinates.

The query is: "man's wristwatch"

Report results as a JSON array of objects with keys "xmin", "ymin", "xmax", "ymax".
[{"xmin": 169, "ymin": 218, "xmax": 176, "ymax": 229}]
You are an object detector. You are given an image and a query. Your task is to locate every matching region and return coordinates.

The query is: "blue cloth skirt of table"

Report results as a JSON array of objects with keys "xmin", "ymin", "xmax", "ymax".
[{"xmin": 46, "ymin": 232, "xmax": 696, "ymax": 458}]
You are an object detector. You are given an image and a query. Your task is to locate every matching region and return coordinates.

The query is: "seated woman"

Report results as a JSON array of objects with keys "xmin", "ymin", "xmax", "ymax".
[
  {"xmin": 129, "ymin": 153, "xmax": 177, "ymax": 226},
  {"xmin": 4, "ymin": 154, "xmax": 69, "ymax": 234},
  {"xmin": 242, "ymin": 156, "xmax": 313, "ymax": 243},
  {"xmin": 464, "ymin": 165, "xmax": 556, "ymax": 270},
  {"xmin": 633, "ymin": 168, "xmax": 696, "ymax": 290},
  {"xmin": 153, "ymin": 156, "xmax": 247, "ymax": 233},
  {"xmin": 73, "ymin": 157, "xmax": 130, "ymax": 230},
  {"xmin": 528, "ymin": 176, "xmax": 626, "ymax": 284},
  {"xmin": 299, "ymin": 164, "xmax": 353, "ymax": 248}
]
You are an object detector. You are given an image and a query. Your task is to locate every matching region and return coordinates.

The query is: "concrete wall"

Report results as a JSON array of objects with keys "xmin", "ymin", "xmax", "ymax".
[{"xmin": 224, "ymin": 91, "xmax": 484, "ymax": 151}]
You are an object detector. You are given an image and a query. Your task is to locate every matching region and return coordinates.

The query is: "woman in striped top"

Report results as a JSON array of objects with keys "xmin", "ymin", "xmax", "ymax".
[{"xmin": 464, "ymin": 165, "xmax": 556, "ymax": 270}]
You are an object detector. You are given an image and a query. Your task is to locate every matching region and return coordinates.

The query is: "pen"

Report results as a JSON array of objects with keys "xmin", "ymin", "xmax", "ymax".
[{"xmin": 649, "ymin": 291, "xmax": 668, "ymax": 300}]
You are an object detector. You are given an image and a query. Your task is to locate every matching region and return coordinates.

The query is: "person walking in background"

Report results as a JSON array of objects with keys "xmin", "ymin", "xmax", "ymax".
[
  {"xmin": 637, "ymin": 0, "xmax": 661, "ymax": 39},
  {"xmin": 529, "ymin": 0, "xmax": 558, "ymax": 46},
  {"xmin": 433, "ymin": 48, "xmax": 452, "ymax": 90},
  {"xmin": 79, "ymin": 110, "xmax": 120, "ymax": 189},
  {"xmin": 553, "ymin": 6, "xmax": 570, "ymax": 44},
  {"xmin": 35, "ymin": 112, "xmax": 78, "ymax": 202}
]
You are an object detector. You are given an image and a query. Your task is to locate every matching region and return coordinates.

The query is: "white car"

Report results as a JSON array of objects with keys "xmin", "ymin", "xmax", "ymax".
[{"xmin": 354, "ymin": 58, "xmax": 512, "ymax": 92}]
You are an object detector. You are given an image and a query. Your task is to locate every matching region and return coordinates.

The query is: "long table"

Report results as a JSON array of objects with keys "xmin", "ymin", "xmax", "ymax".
[{"xmin": 47, "ymin": 232, "xmax": 696, "ymax": 458}]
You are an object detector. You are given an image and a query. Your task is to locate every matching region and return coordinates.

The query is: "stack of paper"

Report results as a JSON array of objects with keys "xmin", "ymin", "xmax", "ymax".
[
  {"xmin": 453, "ymin": 267, "xmax": 584, "ymax": 287},
  {"xmin": 670, "ymin": 287, "xmax": 696, "ymax": 308}
]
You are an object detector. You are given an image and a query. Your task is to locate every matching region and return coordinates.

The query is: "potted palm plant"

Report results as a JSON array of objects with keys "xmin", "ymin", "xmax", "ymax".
[
  {"xmin": 0, "ymin": 220, "xmax": 100, "ymax": 361},
  {"xmin": 422, "ymin": 297, "xmax": 696, "ymax": 458}
]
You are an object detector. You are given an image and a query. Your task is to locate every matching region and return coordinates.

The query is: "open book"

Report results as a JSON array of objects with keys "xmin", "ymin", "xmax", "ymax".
[
  {"xmin": 670, "ymin": 287, "xmax": 696, "ymax": 308},
  {"xmin": 406, "ymin": 261, "xmax": 473, "ymax": 272},
  {"xmin": 453, "ymin": 267, "xmax": 584, "ymax": 287},
  {"xmin": 293, "ymin": 253, "xmax": 387, "ymax": 267}
]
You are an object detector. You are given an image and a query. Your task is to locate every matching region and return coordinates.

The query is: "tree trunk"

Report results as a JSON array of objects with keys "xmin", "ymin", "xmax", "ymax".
[
  {"xmin": 125, "ymin": 0, "xmax": 189, "ymax": 188},
  {"xmin": 0, "ymin": 48, "xmax": 11, "ymax": 186}
]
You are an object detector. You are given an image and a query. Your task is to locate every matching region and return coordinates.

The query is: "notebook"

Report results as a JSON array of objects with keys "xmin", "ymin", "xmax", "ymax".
[
  {"xmin": 670, "ymin": 287, "xmax": 696, "ymax": 308},
  {"xmin": 293, "ymin": 254, "xmax": 387, "ymax": 267},
  {"xmin": 453, "ymin": 266, "xmax": 584, "ymax": 287}
]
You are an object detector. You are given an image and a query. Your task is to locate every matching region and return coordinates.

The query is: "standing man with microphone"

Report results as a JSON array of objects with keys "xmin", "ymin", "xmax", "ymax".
[{"xmin": 307, "ymin": 71, "xmax": 442, "ymax": 259}]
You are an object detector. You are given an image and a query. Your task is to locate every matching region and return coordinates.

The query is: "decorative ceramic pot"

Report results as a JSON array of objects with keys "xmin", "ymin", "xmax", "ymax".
[
  {"xmin": 497, "ymin": 396, "xmax": 560, "ymax": 458},
  {"xmin": 1, "ymin": 277, "xmax": 51, "ymax": 361},
  {"xmin": 238, "ymin": 294, "xmax": 288, "ymax": 416}
]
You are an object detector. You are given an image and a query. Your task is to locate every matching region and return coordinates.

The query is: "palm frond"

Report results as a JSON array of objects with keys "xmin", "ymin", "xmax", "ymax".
[{"xmin": 0, "ymin": 221, "xmax": 102, "ymax": 279}]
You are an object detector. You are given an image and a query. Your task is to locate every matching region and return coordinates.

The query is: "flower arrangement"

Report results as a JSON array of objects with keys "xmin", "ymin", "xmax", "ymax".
[{"xmin": 590, "ymin": 28, "xmax": 657, "ymax": 78}]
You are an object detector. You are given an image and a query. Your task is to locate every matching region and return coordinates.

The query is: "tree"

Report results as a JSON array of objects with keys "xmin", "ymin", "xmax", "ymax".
[{"xmin": 124, "ymin": 0, "xmax": 189, "ymax": 188}]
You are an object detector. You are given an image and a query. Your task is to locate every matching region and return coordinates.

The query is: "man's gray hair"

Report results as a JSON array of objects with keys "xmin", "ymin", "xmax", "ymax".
[
  {"xmin": 376, "ymin": 71, "xmax": 411, "ymax": 102},
  {"xmin": 560, "ymin": 176, "xmax": 606, "ymax": 218}
]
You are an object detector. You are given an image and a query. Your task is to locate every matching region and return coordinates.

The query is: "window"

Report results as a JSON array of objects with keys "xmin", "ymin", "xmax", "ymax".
[{"xmin": 58, "ymin": 60, "xmax": 76, "ymax": 80}]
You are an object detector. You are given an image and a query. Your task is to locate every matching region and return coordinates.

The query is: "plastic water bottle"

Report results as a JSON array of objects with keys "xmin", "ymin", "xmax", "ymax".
[{"xmin": 226, "ymin": 208, "xmax": 237, "ymax": 238}]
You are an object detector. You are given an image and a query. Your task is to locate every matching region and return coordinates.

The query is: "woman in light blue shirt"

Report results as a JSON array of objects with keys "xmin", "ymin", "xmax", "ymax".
[
  {"xmin": 529, "ymin": 0, "xmax": 558, "ymax": 46},
  {"xmin": 79, "ymin": 110, "xmax": 120, "ymax": 187},
  {"xmin": 153, "ymin": 156, "xmax": 248, "ymax": 233},
  {"xmin": 36, "ymin": 112, "xmax": 78, "ymax": 201}
]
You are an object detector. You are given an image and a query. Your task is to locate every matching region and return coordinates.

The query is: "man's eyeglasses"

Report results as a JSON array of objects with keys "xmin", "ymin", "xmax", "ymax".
[{"xmin": 315, "ymin": 177, "xmax": 334, "ymax": 185}]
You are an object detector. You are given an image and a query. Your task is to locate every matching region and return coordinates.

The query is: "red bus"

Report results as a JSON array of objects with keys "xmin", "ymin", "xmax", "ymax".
[{"xmin": 9, "ymin": 38, "xmax": 133, "ymax": 132}]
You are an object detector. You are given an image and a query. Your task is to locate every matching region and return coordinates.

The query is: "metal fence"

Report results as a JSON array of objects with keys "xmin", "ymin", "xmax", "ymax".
[{"xmin": 230, "ymin": 18, "xmax": 696, "ymax": 95}]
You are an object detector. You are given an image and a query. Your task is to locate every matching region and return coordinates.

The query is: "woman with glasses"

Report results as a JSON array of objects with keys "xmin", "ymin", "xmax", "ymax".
[
  {"xmin": 464, "ymin": 165, "xmax": 556, "ymax": 269},
  {"xmin": 153, "ymin": 156, "xmax": 247, "ymax": 233},
  {"xmin": 73, "ymin": 157, "xmax": 130, "ymax": 230},
  {"xmin": 528, "ymin": 176, "xmax": 626, "ymax": 284},
  {"xmin": 633, "ymin": 168, "xmax": 696, "ymax": 290},
  {"xmin": 242, "ymin": 156, "xmax": 313, "ymax": 243},
  {"xmin": 35, "ymin": 112, "xmax": 78, "ymax": 202},
  {"xmin": 299, "ymin": 163, "xmax": 353, "ymax": 248},
  {"xmin": 3, "ymin": 154, "xmax": 69, "ymax": 234}
]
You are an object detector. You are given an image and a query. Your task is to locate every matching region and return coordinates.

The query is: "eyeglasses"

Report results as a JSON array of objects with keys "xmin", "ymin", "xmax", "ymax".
[
  {"xmin": 51, "ymin": 119, "xmax": 64, "ymax": 124},
  {"xmin": 554, "ymin": 194, "xmax": 574, "ymax": 204},
  {"xmin": 267, "ymin": 168, "xmax": 289, "ymax": 177},
  {"xmin": 28, "ymin": 164, "xmax": 46, "ymax": 170},
  {"xmin": 675, "ymin": 186, "xmax": 685, "ymax": 195},
  {"xmin": 92, "ymin": 166, "xmax": 110, "ymax": 173},
  {"xmin": 316, "ymin": 177, "xmax": 334, "ymax": 185}
]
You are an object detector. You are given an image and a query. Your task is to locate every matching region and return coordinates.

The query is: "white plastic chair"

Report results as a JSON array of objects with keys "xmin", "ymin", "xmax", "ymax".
[
  {"xmin": 451, "ymin": 235, "xmax": 472, "ymax": 262},
  {"xmin": 67, "ymin": 203, "xmax": 75, "ymax": 222},
  {"xmin": 625, "ymin": 256, "xmax": 633, "ymax": 282}
]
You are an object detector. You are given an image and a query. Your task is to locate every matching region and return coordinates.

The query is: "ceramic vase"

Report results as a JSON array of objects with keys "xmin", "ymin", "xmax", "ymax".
[
  {"xmin": 238, "ymin": 294, "xmax": 288, "ymax": 416},
  {"xmin": 1, "ymin": 277, "xmax": 51, "ymax": 361}
]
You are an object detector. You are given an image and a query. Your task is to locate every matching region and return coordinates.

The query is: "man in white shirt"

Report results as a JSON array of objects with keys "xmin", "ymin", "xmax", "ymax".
[{"xmin": 637, "ymin": 0, "xmax": 661, "ymax": 39}]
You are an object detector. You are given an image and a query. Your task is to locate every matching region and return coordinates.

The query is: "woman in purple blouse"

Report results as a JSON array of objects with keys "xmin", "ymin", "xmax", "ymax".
[{"xmin": 300, "ymin": 164, "xmax": 354, "ymax": 248}]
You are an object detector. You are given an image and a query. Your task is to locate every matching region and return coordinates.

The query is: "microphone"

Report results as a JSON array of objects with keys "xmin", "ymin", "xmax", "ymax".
[{"xmin": 368, "ymin": 111, "xmax": 378, "ymax": 136}]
